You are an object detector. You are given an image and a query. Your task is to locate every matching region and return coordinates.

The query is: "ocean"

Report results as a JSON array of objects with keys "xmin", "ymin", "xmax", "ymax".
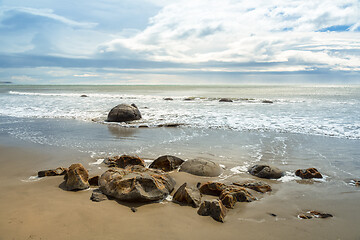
[{"xmin": 0, "ymin": 84, "xmax": 359, "ymax": 182}]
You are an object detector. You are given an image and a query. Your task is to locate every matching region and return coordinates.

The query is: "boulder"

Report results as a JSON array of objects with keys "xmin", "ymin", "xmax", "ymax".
[
  {"xmin": 262, "ymin": 100, "xmax": 273, "ymax": 103},
  {"xmin": 99, "ymin": 166, "xmax": 176, "ymax": 202},
  {"xmin": 80, "ymin": 95, "xmax": 88, "ymax": 97},
  {"xmin": 90, "ymin": 189, "xmax": 108, "ymax": 202},
  {"xmin": 104, "ymin": 155, "xmax": 145, "ymax": 168},
  {"xmin": 199, "ymin": 182, "xmax": 227, "ymax": 196},
  {"xmin": 233, "ymin": 181, "xmax": 272, "ymax": 193},
  {"xmin": 248, "ymin": 165, "xmax": 284, "ymax": 179},
  {"xmin": 88, "ymin": 176, "xmax": 99, "ymax": 186},
  {"xmin": 107, "ymin": 103, "xmax": 141, "ymax": 122},
  {"xmin": 197, "ymin": 200, "xmax": 227, "ymax": 223},
  {"xmin": 64, "ymin": 163, "xmax": 89, "ymax": 191},
  {"xmin": 179, "ymin": 159, "xmax": 223, "ymax": 177},
  {"xmin": 149, "ymin": 155, "xmax": 185, "ymax": 172},
  {"xmin": 163, "ymin": 98, "xmax": 173, "ymax": 101},
  {"xmin": 173, "ymin": 183, "xmax": 201, "ymax": 208},
  {"xmin": 219, "ymin": 98, "xmax": 233, "ymax": 102},
  {"xmin": 295, "ymin": 168, "xmax": 323, "ymax": 179},
  {"xmin": 38, "ymin": 167, "xmax": 67, "ymax": 178},
  {"xmin": 298, "ymin": 211, "xmax": 333, "ymax": 219}
]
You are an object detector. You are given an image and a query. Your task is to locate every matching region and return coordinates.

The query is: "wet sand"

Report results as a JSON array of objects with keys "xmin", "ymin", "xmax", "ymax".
[{"xmin": 0, "ymin": 144, "xmax": 359, "ymax": 240}]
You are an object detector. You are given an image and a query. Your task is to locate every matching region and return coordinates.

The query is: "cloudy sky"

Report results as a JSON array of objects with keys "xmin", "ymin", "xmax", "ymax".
[{"xmin": 0, "ymin": 0, "xmax": 359, "ymax": 84}]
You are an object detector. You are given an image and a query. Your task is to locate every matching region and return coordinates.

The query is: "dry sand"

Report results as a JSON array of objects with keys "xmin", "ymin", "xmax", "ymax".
[{"xmin": 0, "ymin": 145, "xmax": 359, "ymax": 240}]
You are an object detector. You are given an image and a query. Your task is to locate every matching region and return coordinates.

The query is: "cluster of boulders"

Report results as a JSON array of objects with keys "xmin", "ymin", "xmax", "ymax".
[{"xmin": 37, "ymin": 154, "xmax": 336, "ymax": 223}]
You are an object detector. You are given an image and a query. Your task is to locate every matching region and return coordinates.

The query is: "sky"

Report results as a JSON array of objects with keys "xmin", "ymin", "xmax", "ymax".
[{"xmin": 0, "ymin": 0, "xmax": 360, "ymax": 84}]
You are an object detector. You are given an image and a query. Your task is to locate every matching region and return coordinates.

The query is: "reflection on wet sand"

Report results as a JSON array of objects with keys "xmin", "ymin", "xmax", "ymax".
[{"xmin": 107, "ymin": 125, "xmax": 138, "ymax": 139}]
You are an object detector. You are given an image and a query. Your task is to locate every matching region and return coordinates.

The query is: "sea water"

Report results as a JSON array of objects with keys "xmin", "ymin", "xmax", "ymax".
[{"xmin": 0, "ymin": 84, "xmax": 359, "ymax": 183}]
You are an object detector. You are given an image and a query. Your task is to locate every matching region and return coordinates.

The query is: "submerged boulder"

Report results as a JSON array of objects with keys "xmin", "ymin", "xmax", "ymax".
[
  {"xmin": 107, "ymin": 103, "xmax": 141, "ymax": 122},
  {"xmin": 149, "ymin": 155, "xmax": 185, "ymax": 172},
  {"xmin": 64, "ymin": 163, "xmax": 89, "ymax": 191},
  {"xmin": 197, "ymin": 200, "xmax": 227, "ymax": 223},
  {"xmin": 173, "ymin": 183, "xmax": 201, "ymax": 208},
  {"xmin": 179, "ymin": 159, "xmax": 223, "ymax": 177},
  {"xmin": 99, "ymin": 166, "xmax": 176, "ymax": 202},
  {"xmin": 248, "ymin": 165, "xmax": 284, "ymax": 179},
  {"xmin": 38, "ymin": 167, "xmax": 67, "ymax": 178},
  {"xmin": 104, "ymin": 155, "xmax": 145, "ymax": 168},
  {"xmin": 295, "ymin": 168, "xmax": 323, "ymax": 179}
]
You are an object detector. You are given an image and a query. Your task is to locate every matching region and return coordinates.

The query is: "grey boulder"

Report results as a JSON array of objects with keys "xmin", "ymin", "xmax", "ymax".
[
  {"xmin": 179, "ymin": 159, "xmax": 223, "ymax": 177},
  {"xmin": 248, "ymin": 165, "xmax": 284, "ymax": 179},
  {"xmin": 107, "ymin": 103, "xmax": 141, "ymax": 122}
]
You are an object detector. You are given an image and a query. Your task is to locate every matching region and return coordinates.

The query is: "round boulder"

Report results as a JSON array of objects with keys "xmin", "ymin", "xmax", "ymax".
[
  {"xmin": 179, "ymin": 159, "xmax": 223, "ymax": 177},
  {"xmin": 99, "ymin": 166, "xmax": 176, "ymax": 202},
  {"xmin": 107, "ymin": 103, "xmax": 141, "ymax": 122},
  {"xmin": 248, "ymin": 165, "xmax": 284, "ymax": 179},
  {"xmin": 149, "ymin": 155, "xmax": 185, "ymax": 172}
]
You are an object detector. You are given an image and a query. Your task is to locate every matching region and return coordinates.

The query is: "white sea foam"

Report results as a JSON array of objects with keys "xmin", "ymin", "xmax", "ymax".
[{"xmin": 89, "ymin": 158, "xmax": 104, "ymax": 165}]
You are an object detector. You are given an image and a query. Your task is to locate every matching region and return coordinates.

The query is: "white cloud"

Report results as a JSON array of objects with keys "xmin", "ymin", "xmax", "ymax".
[{"xmin": 99, "ymin": 0, "xmax": 360, "ymax": 71}]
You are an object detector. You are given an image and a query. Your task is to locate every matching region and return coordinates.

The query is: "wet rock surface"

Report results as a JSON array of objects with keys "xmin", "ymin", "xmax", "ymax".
[
  {"xmin": 64, "ymin": 163, "xmax": 89, "ymax": 191},
  {"xmin": 38, "ymin": 167, "xmax": 67, "ymax": 178},
  {"xmin": 99, "ymin": 166, "xmax": 176, "ymax": 202},
  {"xmin": 104, "ymin": 155, "xmax": 145, "ymax": 168},
  {"xmin": 197, "ymin": 200, "xmax": 227, "ymax": 222},
  {"xmin": 179, "ymin": 159, "xmax": 223, "ymax": 177},
  {"xmin": 233, "ymin": 181, "xmax": 272, "ymax": 193},
  {"xmin": 149, "ymin": 155, "xmax": 185, "ymax": 172},
  {"xmin": 107, "ymin": 103, "xmax": 141, "ymax": 122},
  {"xmin": 173, "ymin": 183, "xmax": 201, "ymax": 208},
  {"xmin": 295, "ymin": 168, "xmax": 323, "ymax": 179},
  {"xmin": 248, "ymin": 165, "xmax": 284, "ymax": 179}
]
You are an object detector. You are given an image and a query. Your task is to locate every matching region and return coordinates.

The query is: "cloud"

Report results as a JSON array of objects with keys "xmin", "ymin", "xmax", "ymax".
[{"xmin": 99, "ymin": 0, "xmax": 360, "ymax": 72}]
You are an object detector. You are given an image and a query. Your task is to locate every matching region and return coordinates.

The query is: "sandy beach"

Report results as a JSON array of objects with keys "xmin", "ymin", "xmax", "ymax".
[{"xmin": 1, "ymin": 140, "xmax": 359, "ymax": 240}]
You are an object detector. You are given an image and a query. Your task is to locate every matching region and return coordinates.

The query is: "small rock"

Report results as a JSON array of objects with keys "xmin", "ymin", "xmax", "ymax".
[
  {"xmin": 219, "ymin": 98, "xmax": 233, "ymax": 102},
  {"xmin": 295, "ymin": 168, "xmax": 323, "ymax": 179},
  {"xmin": 268, "ymin": 213, "xmax": 277, "ymax": 217},
  {"xmin": 163, "ymin": 98, "xmax": 173, "ymax": 101},
  {"xmin": 64, "ymin": 163, "xmax": 89, "ymax": 191},
  {"xmin": 183, "ymin": 98, "xmax": 194, "ymax": 101},
  {"xmin": 173, "ymin": 183, "xmax": 202, "ymax": 208},
  {"xmin": 149, "ymin": 155, "xmax": 185, "ymax": 172},
  {"xmin": 90, "ymin": 189, "xmax": 107, "ymax": 202},
  {"xmin": 248, "ymin": 165, "xmax": 284, "ymax": 179},
  {"xmin": 298, "ymin": 214, "xmax": 313, "ymax": 219},
  {"xmin": 104, "ymin": 155, "xmax": 145, "ymax": 168},
  {"xmin": 262, "ymin": 100, "xmax": 273, "ymax": 103},
  {"xmin": 88, "ymin": 176, "xmax": 99, "ymax": 186},
  {"xmin": 80, "ymin": 95, "xmax": 88, "ymax": 97},
  {"xmin": 233, "ymin": 181, "xmax": 272, "ymax": 193},
  {"xmin": 179, "ymin": 159, "xmax": 223, "ymax": 177},
  {"xmin": 107, "ymin": 103, "xmax": 141, "ymax": 122},
  {"xmin": 298, "ymin": 210, "xmax": 333, "ymax": 219},
  {"xmin": 197, "ymin": 200, "xmax": 227, "ymax": 223},
  {"xmin": 130, "ymin": 207, "xmax": 137, "ymax": 212},
  {"xmin": 38, "ymin": 167, "xmax": 67, "ymax": 178}
]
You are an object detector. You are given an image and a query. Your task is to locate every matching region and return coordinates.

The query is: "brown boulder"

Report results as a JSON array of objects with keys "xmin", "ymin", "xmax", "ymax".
[
  {"xmin": 104, "ymin": 155, "xmax": 145, "ymax": 168},
  {"xmin": 199, "ymin": 182, "xmax": 227, "ymax": 196},
  {"xmin": 197, "ymin": 200, "xmax": 227, "ymax": 223},
  {"xmin": 295, "ymin": 168, "xmax": 323, "ymax": 179},
  {"xmin": 99, "ymin": 166, "xmax": 175, "ymax": 202},
  {"xmin": 298, "ymin": 210, "xmax": 333, "ymax": 219},
  {"xmin": 38, "ymin": 167, "xmax": 67, "ymax": 178},
  {"xmin": 233, "ymin": 181, "xmax": 272, "ymax": 193},
  {"xmin": 248, "ymin": 165, "xmax": 284, "ymax": 179},
  {"xmin": 179, "ymin": 159, "xmax": 223, "ymax": 177},
  {"xmin": 149, "ymin": 155, "xmax": 185, "ymax": 172},
  {"xmin": 64, "ymin": 163, "xmax": 89, "ymax": 191},
  {"xmin": 107, "ymin": 103, "xmax": 141, "ymax": 122},
  {"xmin": 173, "ymin": 183, "xmax": 201, "ymax": 208}
]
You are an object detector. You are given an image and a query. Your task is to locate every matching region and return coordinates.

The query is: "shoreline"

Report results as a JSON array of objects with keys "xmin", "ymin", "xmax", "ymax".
[{"xmin": 1, "ymin": 140, "xmax": 359, "ymax": 240}]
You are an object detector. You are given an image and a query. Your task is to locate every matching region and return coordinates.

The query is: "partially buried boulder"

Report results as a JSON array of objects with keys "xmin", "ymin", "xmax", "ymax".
[
  {"xmin": 38, "ymin": 167, "xmax": 67, "ymax": 178},
  {"xmin": 99, "ymin": 166, "xmax": 176, "ymax": 202},
  {"xmin": 295, "ymin": 168, "xmax": 323, "ymax": 179},
  {"xmin": 149, "ymin": 155, "xmax": 185, "ymax": 172},
  {"xmin": 107, "ymin": 103, "xmax": 141, "ymax": 122},
  {"xmin": 104, "ymin": 155, "xmax": 145, "ymax": 168},
  {"xmin": 90, "ymin": 189, "xmax": 107, "ymax": 202},
  {"xmin": 248, "ymin": 165, "xmax": 284, "ymax": 179},
  {"xmin": 197, "ymin": 200, "xmax": 227, "ymax": 223},
  {"xmin": 64, "ymin": 163, "xmax": 89, "ymax": 191},
  {"xmin": 173, "ymin": 183, "xmax": 201, "ymax": 208},
  {"xmin": 179, "ymin": 159, "xmax": 223, "ymax": 177}
]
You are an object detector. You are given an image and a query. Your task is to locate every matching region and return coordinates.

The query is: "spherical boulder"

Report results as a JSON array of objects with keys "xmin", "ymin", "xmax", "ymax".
[
  {"xmin": 149, "ymin": 155, "xmax": 185, "ymax": 172},
  {"xmin": 107, "ymin": 103, "xmax": 141, "ymax": 122},
  {"xmin": 248, "ymin": 165, "xmax": 284, "ymax": 179},
  {"xmin": 179, "ymin": 159, "xmax": 223, "ymax": 177}
]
